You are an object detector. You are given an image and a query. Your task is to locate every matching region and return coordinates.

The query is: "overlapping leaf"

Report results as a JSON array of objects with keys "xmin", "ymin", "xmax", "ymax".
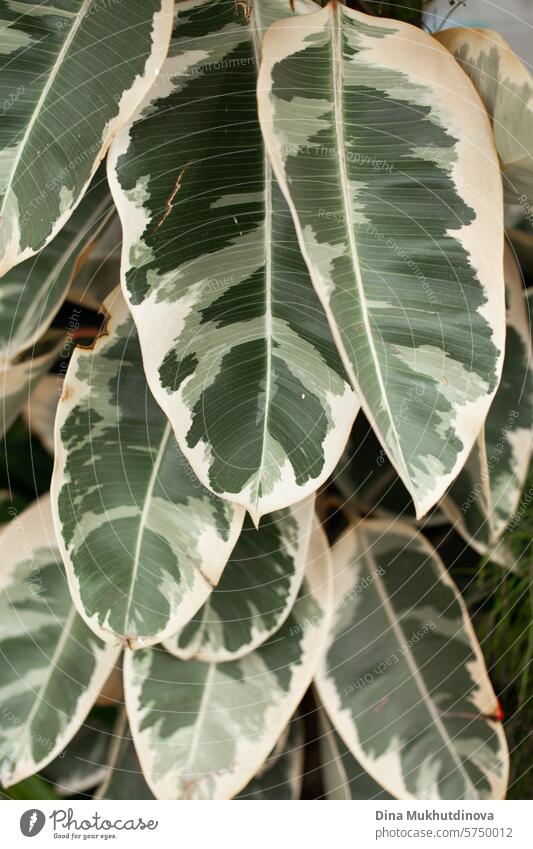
[
  {"xmin": 315, "ymin": 519, "xmax": 509, "ymax": 800},
  {"xmin": 236, "ymin": 718, "xmax": 304, "ymax": 800},
  {"xmin": 443, "ymin": 245, "xmax": 533, "ymax": 561},
  {"xmin": 0, "ymin": 0, "xmax": 174, "ymax": 275},
  {"xmin": 52, "ymin": 288, "xmax": 244, "ymax": 649},
  {"xmin": 0, "ymin": 172, "xmax": 112, "ymax": 363},
  {"xmin": 164, "ymin": 496, "xmax": 315, "ymax": 662},
  {"xmin": 318, "ymin": 710, "xmax": 392, "ymax": 800},
  {"xmin": 96, "ymin": 711, "xmax": 154, "ymax": 800},
  {"xmin": 258, "ymin": 2, "xmax": 505, "ymax": 519},
  {"xmin": 108, "ymin": 0, "xmax": 359, "ymax": 524},
  {"xmin": 435, "ymin": 27, "xmax": 533, "ymax": 203},
  {"xmin": 124, "ymin": 520, "xmax": 332, "ymax": 800},
  {"xmin": 0, "ymin": 496, "xmax": 120, "ymax": 787}
]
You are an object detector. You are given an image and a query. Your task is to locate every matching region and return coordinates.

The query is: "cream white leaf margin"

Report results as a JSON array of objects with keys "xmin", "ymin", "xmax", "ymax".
[
  {"xmin": 124, "ymin": 518, "xmax": 333, "ymax": 800},
  {"xmin": 257, "ymin": 2, "xmax": 505, "ymax": 519},
  {"xmin": 315, "ymin": 518, "xmax": 509, "ymax": 800},
  {"xmin": 0, "ymin": 0, "xmax": 174, "ymax": 275}
]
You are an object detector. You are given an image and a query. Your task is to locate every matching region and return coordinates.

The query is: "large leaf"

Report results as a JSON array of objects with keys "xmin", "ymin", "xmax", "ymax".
[
  {"xmin": 1, "ymin": 329, "xmax": 63, "ymax": 439},
  {"xmin": 315, "ymin": 519, "xmax": 509, "ymax": 800},
  {"xmin": 52, "ymin": 288, "xmax": 244, "ymax": 648},
  {"xmin": 435, "ymin": 28, "xmax": 533, "ymax": 203},
  {"xmin": 124, "ymin": 520, "xmax": 332, "ymax": 799},
  {"xmin": 0, "ymin": 0, "xmax": 174, "ymax": 275},
  {"xmin": 0, "ymin": 172, "xmax": 112, "ymax": 363},
  {"xmin": 108, "ymin": 0, "xmax": 359, "ymax": 524},
  {"xmin": 443, "ymin": 245, "xmax": 533, "ymax": 560},
  {"xmin": 258, "ymin": 3, "xmax": 505, "ymax": 519},
  {"xmin": 163, "ymin": 496, "xmax": 315, "ymax": 662},
  {"xmin": 0, "ymin": 496, "xmax": 120, "ymax": 787}
]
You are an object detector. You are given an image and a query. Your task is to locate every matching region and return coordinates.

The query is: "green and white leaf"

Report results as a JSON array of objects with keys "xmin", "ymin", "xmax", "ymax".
[
  {"xmin": 318, "ymin": 709, "xmax": 392, "ymax": 800},
  {"xmin": 22, "ymin": 374, "xmax": 59, "ymax": 454},
  {"xmin": 124, "ymin": 520, "xmax": 332, "ymax": 800},
  {"xmin": 96, "ymin": 711, "xmax": 154, "ymax": 800},
  {"xmin": 315, "ymin": 518, "xmax": 509, "ymax": 800},
  {"xmin": 163, "ymin": 496, "xmax": 315, "ymax": 662},
  {"xmin": 258, "ymin": 3, "xmax": 505, "ymax": 519},
  {"xmin": 52, "ymin": 288, "xmax": 244, "ymax": 649},
  {"xmin": 0, "ymin": 496, "xmax": 120, "ymax": 787},
  {"xmin": 443, "ymin": 245, "xmax": 533, "ymax": 560},
  {"xmin": 0, "ymin": 0, "xmax": 174, "ymax": 275},
  {"xmin": 108, "ymin": 0, "xmax": 358, "ymax": 524},
  {"xmin": 1, "ymin": 329, "xmax": 63, "ymax": 439},
  {"xmin": 0, "ymin": 172, "xmax": 112, "ymax": 363},
  {"xmin": 435, "ymin": 27, "xmax": 533, "ymax": 203},
  {"xmin": 236, "ymin": 718, "xmax": 304, "ymax": 799}
]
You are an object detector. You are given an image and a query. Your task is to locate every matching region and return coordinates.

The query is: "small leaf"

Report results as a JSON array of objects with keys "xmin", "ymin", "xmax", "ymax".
[
  {"xmin": 164, "ymin": 497, "xmax": 315, "ymax": 662},
  {"xmin": 315, "ymin": 518, "xmax": 509, "ymax": 799},
  {"xmin": 124, "ymin": 519, "xmax": 332, "ymax": 799}
]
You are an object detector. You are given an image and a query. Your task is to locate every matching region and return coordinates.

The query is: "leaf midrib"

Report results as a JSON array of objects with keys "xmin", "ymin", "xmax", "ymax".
[
  {"xmin": 0, "ymin": 0, "xmax": 93, "ymax": 225},
  {"xmin": 360, "ymin": 527, "xmax": 477, "ymax": 797},
  {"xmin": 328, "ymin": 4, "xmax": 409, "ymax": 484}
]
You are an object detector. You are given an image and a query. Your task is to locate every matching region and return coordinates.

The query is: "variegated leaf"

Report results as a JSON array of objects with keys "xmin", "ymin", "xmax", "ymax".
[
  {"xmin": 0, "ymin": 172, "xmax": 112, "ymax": 363},
  {"xmin": 163, "ymin": 496, "xmax": 314, "ymax": 662},
  {"xmin": 318, "ymin": 709, "xmax": 392, "ymax": 800},
  {"xmin": 108, "ymin": 0, "xmax": 359, "ymax": 524},
  {"xmin": 52, "ymin": 288, "xmax": 244, "ymax": 648},
  {"xmin": 442, "ymin": 245, "xmax": 533, "ymax": 559},
  {"xmin": 0, "ymin": 0, "xmax": 173, "ymax": 275},
  {"xmin": 124, "ymin": 520, "xmax": 332, "ymax": 800},
  {"xmin": 315, "ymin": 518, "xmax": 509, "ymax": 800},
  {"xmin": 258, "ymin": 2, "xmax": 505, "ymax": 519},
  {"xmin": 435, "ymin": 28, "xmax": 533, "ymax": 203},
  {"xmin": 96, "ymin": 711, "xmax": 154, "ymax": 800},
  {"xmin": 236, "ymin": 718, "xmax": 304, "ymax": 799},
  {"xmin": 0, "ymin": 496, "xmax": 120, "ymax": 787},
  {"xmin": 1, "ymin": 329, "xmax": 63, "ymax": 439}
]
